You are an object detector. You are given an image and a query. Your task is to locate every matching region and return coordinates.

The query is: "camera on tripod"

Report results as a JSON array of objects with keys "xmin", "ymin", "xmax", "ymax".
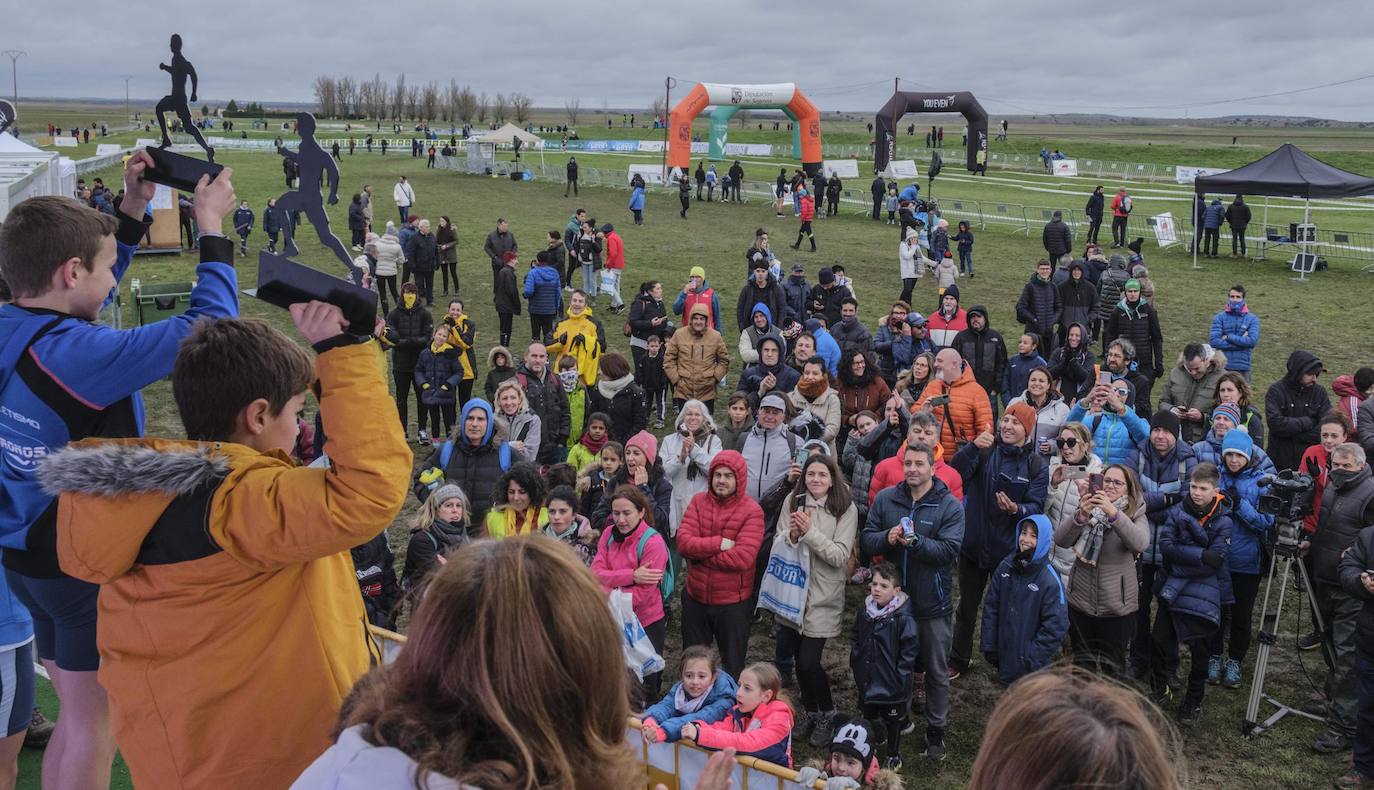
[{"xmin": 1258, "ymin": 470, "xmax": 1316, "ymax": 553}]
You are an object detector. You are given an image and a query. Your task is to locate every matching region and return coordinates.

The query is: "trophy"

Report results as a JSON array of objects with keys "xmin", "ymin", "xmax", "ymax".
[
  {"xmin": 142, "ymin": 33, "xmax": 223, "ymax": 191},
  {"xmin": 248, "ymin": 112, "xmax": 376, "ymax": 333},
  {"xmin": 0, "ymin": 99, "xmax": 15, "ymax": 137}
]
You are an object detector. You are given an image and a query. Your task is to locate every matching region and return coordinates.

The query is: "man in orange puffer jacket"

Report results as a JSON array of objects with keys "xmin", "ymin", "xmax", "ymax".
[{"xmin": 913, "ymin": 348, "xmax": 993, "ymax": 458}]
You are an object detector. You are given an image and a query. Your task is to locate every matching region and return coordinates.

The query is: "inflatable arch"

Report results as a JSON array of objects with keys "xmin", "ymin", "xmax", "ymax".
[
  {"xmin": 668, "ymin": 83, "xmax": 823, "ymax": 175},
  {"xmin": 873, "ymin": 91, "xmax": 988, "ymax": 174}
]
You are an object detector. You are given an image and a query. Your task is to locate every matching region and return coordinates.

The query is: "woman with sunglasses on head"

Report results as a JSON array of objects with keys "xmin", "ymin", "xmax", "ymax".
[
  {"xmin": 1044, "ymin": 422, "xmax": 1103, "ymax": 585},
  {"xmin": 1053, "ymin": 464, "xmax": 1149, "ymax": 679}
]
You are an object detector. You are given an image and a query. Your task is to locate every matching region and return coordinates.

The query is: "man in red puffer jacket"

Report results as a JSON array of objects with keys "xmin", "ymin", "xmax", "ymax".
[{"xmin": 677, "ymin": 450, "xmax": 765, "ymax": 678}]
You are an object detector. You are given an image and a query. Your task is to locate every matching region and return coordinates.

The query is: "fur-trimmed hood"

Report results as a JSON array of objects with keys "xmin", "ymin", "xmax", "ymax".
[
  {"xmin": 40, "ymin": 441, "xmax": 230, "ymax": 498},
  {"xmin": 799, "ymin": 758, "xmax": 904, "ymax": 790}
]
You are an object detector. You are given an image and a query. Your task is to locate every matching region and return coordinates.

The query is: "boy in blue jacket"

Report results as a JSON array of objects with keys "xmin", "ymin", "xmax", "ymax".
[
  {"xmin": 981, "ymin": 514, "xmax": 1068, "ymax": 686},
  {"xmin": 0, "ymin": 151, "xmax": 239, "ymax": 784},
  {"xmin": 1152, "ymin": 462, "xmax": 1233, "ymax": 722}
]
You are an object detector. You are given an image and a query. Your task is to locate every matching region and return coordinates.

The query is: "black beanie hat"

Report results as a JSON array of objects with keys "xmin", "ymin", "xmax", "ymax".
[
  {"xmin": 1356, "ymin": 367, "xmax": 1374, "ymax": 393},
  {"xmin": 829, "ymin": 718, "xmax": 878, "ymax": 766},
  {"xmin": 1150, "ymin": 408, "xmax": 1181, "ymax": 436}
]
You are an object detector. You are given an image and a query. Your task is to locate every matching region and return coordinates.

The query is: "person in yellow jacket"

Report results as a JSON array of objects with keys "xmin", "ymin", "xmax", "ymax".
[
  {"xmin": 484, "ymin": 461, "xmax": 551, "ymax": 538},
  {"xmin": 443, "ymin": 297, "xmax": 478, "ymax": 407},
  {"xmin": 547, "ymin": 289, "xmax": 607, "ymax": 387},
  {"xmin": 37, "ymin": 303, "xmax": 412, "ymax": 790}
]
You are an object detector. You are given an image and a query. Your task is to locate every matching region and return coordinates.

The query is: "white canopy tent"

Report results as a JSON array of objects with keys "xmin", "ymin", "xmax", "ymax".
[
  {"xmin": 0, "ymin": 134, "xmax": 63, "ymax": 222},
  {"xmin": 473, "ymin": 123, "xmax": 544, "ymax": 149}
]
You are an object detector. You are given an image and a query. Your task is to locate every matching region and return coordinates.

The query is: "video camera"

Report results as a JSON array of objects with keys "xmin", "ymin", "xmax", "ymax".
[{"xmin": 1258, "ymin": 470, "xmax": 1316, "ymax": 551}]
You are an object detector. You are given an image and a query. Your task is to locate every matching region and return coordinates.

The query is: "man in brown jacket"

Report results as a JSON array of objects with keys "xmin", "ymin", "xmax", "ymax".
[{"xmin": 665, "ymin": 303, "xmax": 730, "ymax": 416}]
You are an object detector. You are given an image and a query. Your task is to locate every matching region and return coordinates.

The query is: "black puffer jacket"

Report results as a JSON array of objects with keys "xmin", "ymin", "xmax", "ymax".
[
  {"xmin": 1315, "ymin": 465, "xmax": 1374, "ymax": 585},
  {"xmin": 1338, "ymin": 516, "xmax": 1374, "ymax": 660},
  {"xmin": 1103, "ymin": 296, "xmax": 1164, "ymax": 379},
  {"xmin": 1265, "ymin": 350, "xmax": 1333, "ymax": 471},
  {"xmin": 518, "ymin": 364, "xmax": 571, "ymax": 463},
  {"xmin": 585, "ymin": 379, "xmax": 649, "ymax": 443},
  {"xmin": 1042, "ymin": 219, "xmax": 1073, "ymax": 260},
  {"xmin": 1015, "ymin": 274, "xmax": 1062, "ymax": 337},
  {"xmin": 849, "ymin": 592, "xmax": 920, "ymax": 706},
  {"xmin": 405, "ymin": 231, "xmax": 439, "ymax": 274},
  {"xmin": 385, "ymin": 303, "xmax": 433, "ymax": 372},
  {"xmin": 1095, "ymin": 256, "xmax": 1131, "ymax": 322},
  {"xmin": 1048, "ymin": 326, "xmax": 1097, "ymax": 401},
  {"xmin": 350, "ymin": 532, "xmax": 398, "ymax": 630},
  {"xmin": 952, "ymin": 306, "xmax": 1008, "ymax": 399},
  {"xmin": 416, "ymin": 417, "xmax": 508, "ymax": 525},
  {"xmin": 628, "ymin": 292, "xmax": 669, "ymax": 342}
]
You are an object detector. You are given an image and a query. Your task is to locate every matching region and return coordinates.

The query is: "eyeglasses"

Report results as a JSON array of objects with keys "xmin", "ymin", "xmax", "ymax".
[
  {"xmin": 1056, "ymin": 438, "xmax": 1080, "ymax": 449},
  {"xmin": 1102, "ymin": 477, "xmax": 1128, "ymax": 489}
]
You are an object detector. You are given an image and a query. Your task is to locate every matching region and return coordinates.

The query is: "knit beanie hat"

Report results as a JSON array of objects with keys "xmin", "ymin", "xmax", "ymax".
[
  {"xmin": 1356, "ymin": 367, "xmax": 1374, "ymax": 393},
  {"xmin": 829, "ymin": 718, "xmax": 878, "ymax": 767},
  {"xmin": 1150, "ymin": 409, "xmax": 1181, "ymax": 436},
  {"xmin": 942, "ymin": 283, "xmax": 961, "ymax": 302},
  {"xmin": 818, "ymin": 267, "xmax": 836, "ymax": 285},
  {"xmin": 626, "ymin": 430, "xmax": 658, "ymax": 463},
  {"xmin": 1222, "ymin": 428, "xmax": 1254, "ymax": 460},
  {"xmin": 432, "ymin": 484, "xmax": 466, "ymax": 508},
  {"xmin": 1124, "ymin": 279, "xmax": 1142, "ymax": 291},
  {"xmin": 689, "ymin": 265, "xmax": 706, "ymax": 280},
  {"xmin": 1212, "ymin": 403, "xmax": 1243, "ymax": 426},
  {"xmin": 1005, "ymin": 402, "xmax": 1037, "ymax": 441}
]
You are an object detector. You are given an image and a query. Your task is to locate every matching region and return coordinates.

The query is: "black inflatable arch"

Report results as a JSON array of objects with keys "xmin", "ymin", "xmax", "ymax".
[{"xmin": 873, "ymin": 91, "xmax": 988, "ymax": 174}]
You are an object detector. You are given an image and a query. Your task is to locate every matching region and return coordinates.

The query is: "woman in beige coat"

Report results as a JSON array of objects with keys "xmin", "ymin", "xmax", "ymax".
[
  {"xmin": 770, "ymin": 454, "xmax": 857, "ymax": 748},
  {"xmin": 1052, "ymin": 463, "xmax": 1149, "ymax": 680},
  {"xmin": 787, "ymin": 357, "xmax": 842, "ymax": 454}
]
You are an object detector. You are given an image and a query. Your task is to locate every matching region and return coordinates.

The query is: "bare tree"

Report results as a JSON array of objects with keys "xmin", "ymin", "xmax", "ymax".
[
  {"xmin": 357, "ymin": 80, "xmax": 374, "ymax": 120},
  {"xmin": 444, "ymin": 79, "xmax": 461, "ymax": 123},
  {"xmin": 491, "ymin": 92, "xmax": 509, "ymax": 124},
  {"xmin": 337, "ymin": 75, "xmax": 356, "ymax": 118},
  {"xmin": 564, "ymin": 96, "xmax": 581, "ymax": 126},
  {"xmin": 649, "ymin": 96, "xmax": 665, "ymax": 120},
  {"xmin": 313, "ymin": 75, "xmax": 337, "ymax": 118},
  {"xmin": 391, "ymin": 73, "xmax": 407, "ymax": 120},
  {"xmin": 475, "ymin": 92, "xmax": 490, "ymax": 123},
  {"xmin": 405, "ymin": 85, "xmax": 421, "ymax": 120},
  {"xmin": 371, "ymin": 73, "xmax": 389, "ymax": 121},
  {"xmin": 457, "ymin": 85, "xmax": 477, "ymax": 123},
  {"xmin": 510, "ymin": 92, "xmax": 533, "ymax": 124},
  {"xmin": 421, "ymin": 81, "xmax": 440, "ymax": 121},
  {"xmin": 735, "ymin": 108, "xmax": 752, "ymax": 128}
]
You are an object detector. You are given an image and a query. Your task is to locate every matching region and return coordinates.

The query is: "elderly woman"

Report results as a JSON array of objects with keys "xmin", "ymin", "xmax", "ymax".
[{"xmin": 659, "ymin": 400, "xmax": 724, "ymax": 539}]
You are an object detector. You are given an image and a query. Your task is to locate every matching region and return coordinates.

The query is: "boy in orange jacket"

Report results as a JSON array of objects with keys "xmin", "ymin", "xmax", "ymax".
[{"xmin": 38, "ymin": 303, "xmax": 412, "ymax": 789}]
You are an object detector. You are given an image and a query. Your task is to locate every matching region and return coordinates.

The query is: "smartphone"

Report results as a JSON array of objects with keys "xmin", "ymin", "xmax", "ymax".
[
  {"xmin": 1097, "ymin": 371, "xmax": 1112, "ymax": 387},
  {"xmin": 794, "ymin": 448, "xmax": 809, "ymax": 467},
  {"xmin": 678, "ymin": 426, "xmax": 691, "ymax": 437},
  {"xmin": 791, "ymin": 496, "xmax": 807, "ymax": 513},
  {"xmin": 928, "ymin": 394, "xmax": 951, "ymax": 408},
  {"xmin": 1088, "ymin": 472, "xmax": 1104, "ymax": 494}
]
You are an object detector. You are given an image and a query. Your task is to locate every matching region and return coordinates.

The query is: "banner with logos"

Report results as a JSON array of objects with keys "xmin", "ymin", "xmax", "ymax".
[
  {"xmin": 1151, "ymin": 212, "xmax": 1178, "ymax": 247},
  {"xmin": 1052, "ymin": 159, "xmax": 1078, "ymax": 177},
  {"xmin": 1174, "ymin": 165, "xmax": 1228, "ymax": 184}
]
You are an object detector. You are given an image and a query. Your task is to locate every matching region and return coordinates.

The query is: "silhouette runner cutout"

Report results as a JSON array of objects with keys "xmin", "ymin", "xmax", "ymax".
[
  {"xmin": 155, "ymin": 33, "xmax": 214, "ymax": 161},
  {"xmin": 274, "ymin": 113, "xmax": 359, "ymax": 283}
]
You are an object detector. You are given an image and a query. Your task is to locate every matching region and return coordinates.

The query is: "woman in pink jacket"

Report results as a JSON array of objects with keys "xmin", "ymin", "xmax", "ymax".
[{"xmin": 591, "ymin": 484, "xmax": 670, "ymax": 697}]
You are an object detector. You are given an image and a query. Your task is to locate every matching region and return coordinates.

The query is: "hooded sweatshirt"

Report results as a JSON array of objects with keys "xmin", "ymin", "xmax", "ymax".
[
  {"xmin": 738, "ymin": 332, "xmax": 801, "ymax": 410},
  {"xmin": 676, "ymin": 451, "xmax": 765, "ymax": 606},
  {"xmin": 736, "ymin": 277, "xmax": 787, "ymax": 334},
  {"xmin": 981, "ymin": 514, "xmax": 1069, "ymax": 685},
  {"xmin": 952, "ymin": 306, "xmax": 1008, "ymax": 398},
  {"xmin": 1264, "ymin": 350, "xmax": 1331, "ymax": 471},
  {"xmin": 737, "ymin": 302, "xmax": 781, "ymax": 365}
]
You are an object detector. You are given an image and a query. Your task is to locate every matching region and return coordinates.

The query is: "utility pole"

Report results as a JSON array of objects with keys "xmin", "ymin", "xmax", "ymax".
[
  {"xmin": 120, "ymin": 75, "xmax": 133, "ymax": 125},
  {"xmin": 661, "ymin": 76, "xmax": 674, "ymax": 182},
  {"xmin": 1, "ymin": 50, "xmax": 24, "ymax": 107}
]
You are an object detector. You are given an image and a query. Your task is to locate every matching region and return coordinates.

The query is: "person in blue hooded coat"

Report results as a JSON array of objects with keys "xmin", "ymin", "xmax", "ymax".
[
  {"xmin": 523, "ymin": 251, "xmax": 564, "ymax": 341},
  {"xmin": 804, "ymin": 318, "xmax": 841, "ymax": 377},
  {"xmin": 737, "ymin": 302, "xmax": 781, "ymax": 366},
  {"xmin": 413, "ymin": 399, "xmax": 511, "ymax": 525},
  {"xmin": 1151, "ymin": 463, "xmax": 1233, "ymax": 719},
  {"xmin": 737, "ymin": 333, "xmax": 801, "ymax": 410},
  {"xmin": 981, "ymin": 514, "xmax": 1069, "ymax": 685},
  {"xmin": 1207, "ymin": 429, "xmax": 1274, "ymax": 689},
  {"xmin": 640, "ymin": 646, "xmax": 739, "ymax": 743}
]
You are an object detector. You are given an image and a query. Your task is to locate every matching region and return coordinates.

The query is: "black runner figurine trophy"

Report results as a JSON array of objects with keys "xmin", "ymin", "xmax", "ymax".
[
  {"xmin": 0, "ymin": 100, "xmax": 16, "ymax": 137},
  {"xmin": 249, "ymin": 112, "xmax": 376, "ymax": 334},
  {"xmin": 142, "ymin": 33, "xmax": 223, "ymax": 191}
]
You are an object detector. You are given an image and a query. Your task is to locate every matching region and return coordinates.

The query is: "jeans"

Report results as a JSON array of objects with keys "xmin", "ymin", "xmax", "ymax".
[
  {"xmin": 415, "ymin": 270, "xmax": 434, "ymax": 305},
  {"xmin": 918, "ymin": 615, "xmax": 953, "ymax": 729},
  {"xmin": 398, "ymin": 206, "xmax": 410, "ymax": 225},
  {"xmin": 1069, "ymin": 608, "xmax": 1133, "ymax": 679},
  {"xmin": 632, "ymin": 209, "xmax": 643, "ymax": 225},
  {"xmin": 1211, "ymin": 571, "xmax": 1261, "ymax": 663},
  {"xmin": 351, "ymin": 227, "xmax": 365, "ymax": 247},
  {"xmin": 530, "ymin": 314, "xmax": 556, "ymax": 342},
  {"xmin": 872, "ymin": 196, "xmax": 882, "ymax": 220},
  {"xmin": 1318, "ymin": 582, "xmax": 1363, "ymax": 736},
  {"xmin": 1203, "ymin": 227, "xmax": 1220, "ymax": 256},
  {"xmin": 776, "ymin": 626, "xmax": 832, "ymax": 712},
  {"xmin": 958, "ymin": 248, "xmax": 973, "ymax": 274},
  {"xmin": 1151, "ymin": 602, "xmax": 1211, "ymax": 707},
  {"xmin": 1086, "ymin": 216, "xmax": 1102, "ymax": 244},
  {"xmin": 1231, "ymin": 226, "xmax": 1248, "ymax": 255},
  {"xmin": 951, "ymin": 553, "xmax": 991, "ymax": 671},
  {"xmin": 1133, "ymin": 562, "xmax": 1178, "ymax": 675},
  {"xmin": 1111, "ymin": 215, "xmax": 1128, "ymax": 246},
  {"xmin": 581, "ymin": 263, "xmax": 597, "ymax": 295},
  {"xmin": 681, "ymin": 595, "xmax": 751, "ymax": 679}
]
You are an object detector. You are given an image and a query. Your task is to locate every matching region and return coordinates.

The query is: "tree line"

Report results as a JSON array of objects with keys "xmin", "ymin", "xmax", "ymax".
[{"xmin": 312, "ymin": 73, "xmax": 532, "ymax": 125}]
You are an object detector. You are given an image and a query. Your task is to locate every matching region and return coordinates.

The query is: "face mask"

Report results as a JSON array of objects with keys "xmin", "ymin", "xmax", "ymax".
[
  {"xmin": 1330, "ymin": 468, "xmax": 1360, "ymax": 488},
  {"xmin": 558, "ymin": 370, "xmax": 579, "ymax": 392},
  {"xmin": 403, "ymin": 294, "xmax": 417, "ymax": 308}
]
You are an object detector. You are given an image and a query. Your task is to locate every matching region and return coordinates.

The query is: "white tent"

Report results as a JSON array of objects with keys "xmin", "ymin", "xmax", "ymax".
[
  {"xmin": 0, "ymin": 134, "xmax": 62, "ymax": 221},
  {"xmin": 474, "ymin": 123, "xmax": 544, "ymax": 149}
]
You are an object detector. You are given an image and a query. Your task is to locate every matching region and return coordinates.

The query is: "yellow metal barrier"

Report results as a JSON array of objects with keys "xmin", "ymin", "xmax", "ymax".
[{"xmin": 367, "ymin": 626, "xmax": 823, "ymax": 789}]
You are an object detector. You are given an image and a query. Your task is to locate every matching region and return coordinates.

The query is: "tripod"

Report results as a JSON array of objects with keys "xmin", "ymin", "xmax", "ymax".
[{"xmin": 1243, "ymin": 540, "xmax": 1328, "ymax": 737}]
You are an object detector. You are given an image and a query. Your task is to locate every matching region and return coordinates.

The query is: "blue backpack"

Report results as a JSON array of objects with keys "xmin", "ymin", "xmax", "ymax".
[
  {"xmin": 636, "ymin": 527, "xmax": 675, "ymax": 604},
  {"xmin": 438, "ymin": 440, "xmax": 512, "ymax": 473}
]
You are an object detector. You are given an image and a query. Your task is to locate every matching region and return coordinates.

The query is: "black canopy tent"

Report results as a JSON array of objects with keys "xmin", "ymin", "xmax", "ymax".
[{"xmin": 1192, "ymin": 143, "xmax": 1374, "ymax": 274}]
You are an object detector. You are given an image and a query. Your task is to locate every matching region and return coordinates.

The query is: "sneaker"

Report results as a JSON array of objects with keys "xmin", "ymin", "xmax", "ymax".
[
  {"xmin": 922, "ymin": 739, "xmax": 946, "ymax": 762},
  {"xmin": 809, "ymin": 711, "xmax": 836, "ymax": 748},
  {"xmin": 652, "ymin": 418, "xmax": 666, "ymax": 430},
  {"xmin": 22, "ymin": 708, "xmax": 54, "ymax": 749},
  {"xmin": 1335, "ymin": 770, "xmax": 1374, "ymax": 789},
  {"xmin": 351, "ymin": 244, "xmax": 362, "ymax": 251},
  {"xmin": 850, "ymin": 566, "xmax": 872, "ymax": 585},
  {"xmin": 417, "ymin": 430, "xmax": 430, "ymax": 445},
  {"xmin": 1207, "ymin": 655, "xmax": 1222, "ymax": 685},
  {"xmin": 1299, "ymin": 631, "xmax": 1322, "ymax": 651},
  {"xmin": 1178, "ymin": 702, "xmax": 1202, "ymax": 724},
  {"xmin": 1222, "ymin": 658, "xmax": 1242, "ymax": 689},
  {"xmin": 791, "ymin": 711, "xmax": 816, "ymax": 741},
  {"xmin": 947, "ymin": 666, "xmax": 962, "ymax": 681},
  {"xmin": 1314, "ymin": 730, "xmax": 1354, "ymax": 754},
  {"xmin": 1149, "ymin": 684, "xmax": 1174, "ymax": 708},
  {"xmin": 883, "ymin": 755, "xmax": 903, "ymax": 771}
]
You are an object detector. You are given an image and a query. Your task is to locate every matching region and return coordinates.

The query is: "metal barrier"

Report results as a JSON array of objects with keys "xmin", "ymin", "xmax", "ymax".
[
  {"xmin": 74, "ymin": 148, "xmax": 135, "ymax": 176},
  {"xmin": 367, "ymin": 626, "xmax": 822, "ymax": 789}
]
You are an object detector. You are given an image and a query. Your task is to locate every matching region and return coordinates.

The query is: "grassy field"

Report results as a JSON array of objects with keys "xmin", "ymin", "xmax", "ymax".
[{"xmin": 50, "ymin": 128, "xmax": 1371, "ymax": 788}]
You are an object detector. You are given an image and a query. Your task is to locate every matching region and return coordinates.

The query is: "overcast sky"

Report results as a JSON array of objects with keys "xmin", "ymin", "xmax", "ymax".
[{"xmin": 8, "ymin": 0, "xmax": 1374, "ymax": 121}]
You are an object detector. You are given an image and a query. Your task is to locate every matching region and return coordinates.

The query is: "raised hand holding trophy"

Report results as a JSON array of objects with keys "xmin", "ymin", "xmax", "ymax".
[
  {"xmin": 249, "ymin": 112, "xmax": 376, "ymax": 335},
  {"xmin": 142, "ymin": 33, "xmax": 223, "ymax": 191}
]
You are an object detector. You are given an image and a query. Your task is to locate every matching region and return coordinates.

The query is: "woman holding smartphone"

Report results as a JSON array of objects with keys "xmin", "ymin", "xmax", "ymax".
[
  {"xmin": 768, "ymin": 454, "xmax": 857, "ymax": 749},
  {"xmin": 1044, "ymin": 422, "xmax": 1103, "ymax": 584}
]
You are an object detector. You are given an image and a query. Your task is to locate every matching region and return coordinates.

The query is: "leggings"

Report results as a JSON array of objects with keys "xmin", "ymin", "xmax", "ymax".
[
  {"xmin": 642, "ymin": 618, "xmax": 668, "ymax": 703},
  {"xmin": 376, "ymin": 275, "xmax": 399, "ymax": 313},
  {"xmin": 422, "ymin": 404, "xmax": 456, "ymax": 439},
  {"xmin": 776, "ymin": 626, "xmax": 832, "ymax": 712},
  {"xmin": 457, "ymin": 379, "xmax": 474, "ymax": 413},
  {"xmin": 530, "ymin": 314, "xmax": 556, "ymax": 342},
  {"xmin": 862, "ymin": 703, "xmax": 904, "ymax": 760},
  {"xmin": 1211, "ymin": 571, "xmax": 1262, "ymax": 662},
  {"xmin": 498, "ymin": 312, "xmax": 514, "ymax": 347},
  {"xmin": 439, "ymin": 261, "xmax": 458, "ymax": 294},
  {"xmin": 392, "ymin": 367, "xmax": 421, "ymax": 432},
  {"xmin": 900, "ymin": 277, "xmax": 918, "ymax": 306}
]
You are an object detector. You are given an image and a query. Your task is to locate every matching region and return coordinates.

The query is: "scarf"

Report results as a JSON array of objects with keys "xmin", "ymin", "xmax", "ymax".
[
  {"xmin": 674, "ymin": 682, "xmax": 711, "ymax": 716},
  {"xmin": 797, "ymin": 377, "xmax": 830, "ymax": 400},
  {"xmin": 429, "ymin": 518, "xmax": 470, "ymax": 547},
  {"xmin": 430, "ymin": 341, "xmax": 451, "ymax": 354},
  {"xmin": 597, "ymin": 372, "xmax": 636, "ymax": 400},
  {"xmin": 580, "ymin": 431, "xmax": 609, "ymax": 455},
  {"xmin": 865, "ymin": 591, "xmax": 909, "ymax": 620},
  {"xmin": 1074, "ymin": 495, "xmax": 1128, "ymax": 567}
]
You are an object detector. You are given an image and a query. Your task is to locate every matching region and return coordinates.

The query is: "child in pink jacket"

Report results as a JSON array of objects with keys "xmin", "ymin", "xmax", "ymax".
[{"xmin": 680, "ymin": 662, "xmax": 794, "ymax": 768}]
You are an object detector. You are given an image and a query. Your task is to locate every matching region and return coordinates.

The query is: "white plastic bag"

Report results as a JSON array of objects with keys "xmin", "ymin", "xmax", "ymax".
[
  {"xmin": 610, "ymin": 590, "xmax": 664, "ymax": 680},
  {"xmin": 757, "ymin": 534, "xmax": 810, "ymax": 630}
]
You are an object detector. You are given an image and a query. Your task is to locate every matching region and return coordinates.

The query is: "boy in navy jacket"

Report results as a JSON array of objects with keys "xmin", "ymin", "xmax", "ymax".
[
  {"xmin": 232, "ymin": 200, "xmax": 255, "ymax": 257},
  {"xmin": 981, "ymin": 514, "xmax": 1068, "ymax": 685}
]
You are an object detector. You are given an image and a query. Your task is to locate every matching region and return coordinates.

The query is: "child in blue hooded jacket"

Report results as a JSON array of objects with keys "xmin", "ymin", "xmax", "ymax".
[
  {"xmin": 981, "ymin": 515, "xmax": 1069, "ymax": 685},
  {"xmin": 1207, "ymin": 429, "xmax": 1273, "ymax": 689},
  {"xmin": 640, "ymin": 645, "xmax": 738, "ymax": 743}
]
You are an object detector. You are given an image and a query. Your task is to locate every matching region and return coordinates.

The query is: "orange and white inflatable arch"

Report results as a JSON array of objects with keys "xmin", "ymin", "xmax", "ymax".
[{"xmin": 667, "ymin": 83, "xmax": 823, "ymax": 175}]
